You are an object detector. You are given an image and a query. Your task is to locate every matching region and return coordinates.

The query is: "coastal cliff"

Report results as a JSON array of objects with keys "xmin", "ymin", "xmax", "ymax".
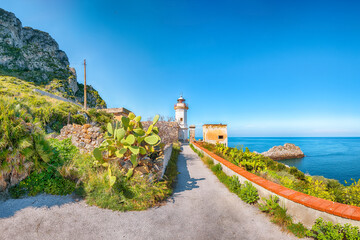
[
  {"xmin": 0, "ymin": 8, "xmax": 106, "ymax": 108},
  {"xmin": 261, "ymin": 143, "xmax": 305, "ymax": 160}
]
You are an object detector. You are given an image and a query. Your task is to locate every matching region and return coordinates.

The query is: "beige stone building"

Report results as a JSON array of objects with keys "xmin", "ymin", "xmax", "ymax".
[
  {"xmin": 189, "ymin": 125, "xmax": 196, "ymax": 142},
  {"xmin": 101, "ymin": 107, "xmax": 130, "ymax": 121},
  {"xmin": 203, "ymin": 124, "xmax": 228, "ymax": 146}
]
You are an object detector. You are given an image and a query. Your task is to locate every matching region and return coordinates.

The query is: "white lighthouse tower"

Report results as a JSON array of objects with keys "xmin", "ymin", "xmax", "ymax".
[{"xmin": 174, "ymin": 95, "xmax": 189, "ymax": 141}]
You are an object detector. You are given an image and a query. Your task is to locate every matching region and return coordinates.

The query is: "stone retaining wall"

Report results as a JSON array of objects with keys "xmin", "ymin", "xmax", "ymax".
[
  {"xmin": 142, "ymin": 121, "xmax": 179, "ymax": 146},
  {"xmin": 192, "ymin": 142, "xmax": 360, "ymax": 229},
  {"xmin": 56, "ymin": 124, "xmax": 103, "ymax": 153},
  {"xmin": 56, "ymin": 123, "xmax": 174, "ymax": 180}
]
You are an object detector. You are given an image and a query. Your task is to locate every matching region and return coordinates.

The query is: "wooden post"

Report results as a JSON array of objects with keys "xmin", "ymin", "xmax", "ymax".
[
  {"xmin": 84, "ymin": 59, "xmax": 87, "ymax": 110},
  {"xmin": 67, "ymin": 112, "xmax": 71, "ymax": 125}
]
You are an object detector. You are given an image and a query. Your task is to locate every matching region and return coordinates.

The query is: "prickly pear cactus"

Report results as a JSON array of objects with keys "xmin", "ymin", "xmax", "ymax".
[{"xmin": 93, "ymin": 112, "xmax": 161, "ymax": 184}]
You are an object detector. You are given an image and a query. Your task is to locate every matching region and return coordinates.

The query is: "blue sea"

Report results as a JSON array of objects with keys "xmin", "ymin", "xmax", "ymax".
[{"xmin": 225, "ymin": 137, "xmax": 360, "ymax": 185}]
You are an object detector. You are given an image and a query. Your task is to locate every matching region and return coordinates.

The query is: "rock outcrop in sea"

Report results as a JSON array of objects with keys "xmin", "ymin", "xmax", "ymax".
[
  {"xmin": 0, "ymin": 8, "xmax": 106, "ymax": 108},
  {"xmin": 261, "ymin": 143, "xmax": 305, "ymax": 160}
]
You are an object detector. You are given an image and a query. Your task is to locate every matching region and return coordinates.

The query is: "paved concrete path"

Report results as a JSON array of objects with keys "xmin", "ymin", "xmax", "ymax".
[{"xmin": 0, "ymin": 145, "xmax": 298, "ymax": 240}]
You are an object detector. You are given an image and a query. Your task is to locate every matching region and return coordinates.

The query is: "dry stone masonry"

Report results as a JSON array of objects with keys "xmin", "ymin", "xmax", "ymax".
[
  {"xmin": 55, "ymin": 123, "xmax": 172, "ymax": 181},
  {"xmin": 142, "ymin": 121, "xmax": 179, "ymax": 146},
  {"xmin": 56, "ymin": 124, "xmax": 103, "ymax": 153}
]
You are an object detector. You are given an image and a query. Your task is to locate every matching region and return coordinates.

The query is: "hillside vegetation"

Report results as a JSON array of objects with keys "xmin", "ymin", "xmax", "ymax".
[
  {"xmin": 0, "ymin": 76, "xmax": 180, "ymax": 213},
  {"xmin": 0, "ymin": 76, "xmax": 112, "ymax": 193},
  {"xmin": 0, "ymin": 76, "xmax": 111, "ymax": 132}
]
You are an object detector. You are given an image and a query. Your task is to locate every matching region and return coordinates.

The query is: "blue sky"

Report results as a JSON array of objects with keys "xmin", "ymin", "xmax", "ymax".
[{"xmin": 2, "ymin": 0, "xmax": 360, "ymax": 137}]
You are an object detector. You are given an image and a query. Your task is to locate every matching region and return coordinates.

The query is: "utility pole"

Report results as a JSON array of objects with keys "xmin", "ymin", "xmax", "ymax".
[{"xmin": 84, "ymin": 59, "xmax": 87, "ymax": 110}]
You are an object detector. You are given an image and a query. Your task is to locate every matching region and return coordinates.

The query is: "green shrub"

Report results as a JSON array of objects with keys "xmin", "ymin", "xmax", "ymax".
[
  {"xmin": 259, "ymin": 195, "xmax": 280, "ymax": 213},
  {"xmin": 276, "ymin": 162, "xmax": 287, "ymax": 171},
  {"xmin": 9, "ymin": 167, "xmax": 75, "ymax": 197},
  {"xmin": 228, "ymin": 175, "xmax": 241, "ymax": 192},
  {"xmin": 289, "ymin": 166, "xmax": 306, "ymax": 181},
  {"xmin": 306, "ymin": 218, "xmax": 360, "ymax": 240},
  {"xmin": 9, "ymin": 138, "xmax": 78, "ymax": 198},
  {"xmin": 305, "ymin": 177, "xmax": 335, "ymax": 201},
  {"xmin": 239, "ymin": 181, "xmax": 259, "ymax": 204},
  {"xmin": 326, "ymin": 179, "xmax": 345, "ymax": 203},
  {"xmin": 202, "ymin": 142, "xmax": 217, "ymax": 152},
  {"xmin": 204, "ymin": 156, "xmax": 213, "ymax": 166},
  {"xmin": 295, "ymin": 171, "xmax": 306, "ymax": 181},
  {"xmin": 287, "ymin": 223, "xmax": 308, "ymax": 238},
  {"xmin": 343, "ymin": 179, "xmax": 360, "ymax": 206},
  {"xmin": 211, "ymin": 163, "xmax": 222, "ymax": 173},
  {"xmin": 62, "ymin": 144, "xmax": 180, "ymax": 211},
  {"xmin": 0, "ymin": 98, "xmax": 54, "ymax": 173},
  {"xmin": 343, "ymin": 223, "xmax": 360, "ymax": 240},
  {"xmin": 87, "ymin": 108, "xmax": 112, "ymax": 131},
  {"xmin": 260, "ymin": 195, "xmax": 307, "ymax": 237},
  {"xmin": 259, "ymin": 195, "xmax": 291, "ymax": 226},
  {"xmin": 264, "ymin": 157, "xmax": 276, "ymax": 170},
  {"xmin": 83, "ymin": 166, "xmax": 172, "ymax": 211},
  {"xmin": 48, "ymin": 138, "xmax": 79, "ymax": 164},
  {"xmin": 289, "ymin": 166, "xmax": 298, "ymax": 175}
]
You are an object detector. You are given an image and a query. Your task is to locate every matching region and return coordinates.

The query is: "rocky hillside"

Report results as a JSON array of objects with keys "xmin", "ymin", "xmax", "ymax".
[{"xmin": 0, "ymin": 8, "xmax": 106, "ymax": 108}]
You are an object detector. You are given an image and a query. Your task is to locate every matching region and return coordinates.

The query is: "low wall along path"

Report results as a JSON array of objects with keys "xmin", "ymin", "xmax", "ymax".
[{"xmin": 192, "ymin": 141, "xmax": 360, "ymax": 229}]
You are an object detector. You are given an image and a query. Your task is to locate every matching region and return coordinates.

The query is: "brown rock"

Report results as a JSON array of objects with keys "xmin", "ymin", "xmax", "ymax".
[
  {"xmin": 0, "ymin": 175, "xmax": 7, "ymax": 191},
  {"xmin": 261, "ymin": 143, "xmax": 305, "ymax": 160},
  {"xmin": 10, "ymin": 170, "xmax": 28, "ymax": 186},
  {"xmin": 140, "ymin": 157, "xmax": 153, "ymax": 168},
  {"xmin": 122, "ymin": 160, "xmax": 133, "ymax": 170},
  {"xmin": 135, "ymin": 166, "xmax": 150, "ymax": 175}
]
